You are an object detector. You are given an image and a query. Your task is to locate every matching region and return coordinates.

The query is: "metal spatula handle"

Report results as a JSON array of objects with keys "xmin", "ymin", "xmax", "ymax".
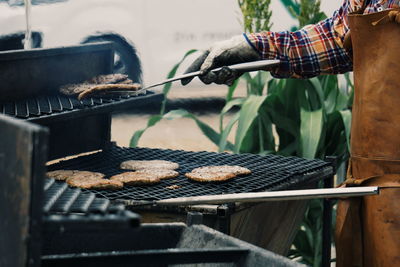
[{"xmin": 214, "ymin": 59, "xmax": 280, "ymax": 72}]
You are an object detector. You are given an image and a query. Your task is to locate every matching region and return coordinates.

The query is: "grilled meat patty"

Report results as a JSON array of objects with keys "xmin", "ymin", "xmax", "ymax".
[
  {"xmin": 134, "ymin": 169, "xmax": 179, "ymax": 179},
  {"xmin": 110, "ymin": 172, "xmax": 161, "ymax": 186},
  {"xmin": 66, "ymin": 176, "xmax": 123, "ymax": 190},
  {"xmin": 185, "ymin": 171, "xmax": 237, "ymax": 182},
  {"xmin": 46, "ymin": 170, "xmax": 105, "ymax": 181},
  {"xmin": 59, "ymin": 73, "xmax": 138, "ymax": 98},
  {"xmin": 191, "ymin": 165, "xmax": 251, "ymax": 175},
  {"xmin": 185, "ymin": 165, "xmax": 251, "ymax": 182},
  {"xmin": 77, "ymin": 83, "xmax": 142, "ymax": 100},
  {"xmin": 120, "ymin": 160, "xmax": 180, "ymax": 170}
]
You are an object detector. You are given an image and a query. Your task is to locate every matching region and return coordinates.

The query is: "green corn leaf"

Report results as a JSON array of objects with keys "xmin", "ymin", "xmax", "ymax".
[
  {"xmin": 160, "ymin": 49, "xmax": 198, "ymax": 114},
  {"xmin": 226, "ymin": 78, "xmax": 240, "ymax": 102},
  {"xmin": 219, "ymin": 98, "xmax": 244, "ymax": 132},
  {"xmin": 234, "ymin": 95, "xmax": 268, "ymax": 153},
  {"xmin": 300, "ymin": 108, "xmax": 323, "ymax": 158},
  {"xmin": 218, "ymin": 112, "xmax": 240, "ymax": 152},
  {"xmin": 129, "ymin": 115, "xmax": 162, "ymax": 147},
  {"xmin": 324, "ymin": 86, "xmax": 338, "ymax": 114},
  {"xmin": 279, "ymin": 0, "xmax": 300, "ymax": 16},
  {"xmin": 324, "ymin": 111, "xmax": 346, "ymax": 159},
  {"xmin": 277, "ymin": 141, "xmax": 297, "ymax": 156},
  {"xmin": 339, "ymin": 110, "xmax": 352, "ymax": 152},
  {"xmin": 335, "ymin": 89, "xmax": 350, "ymax": 111},
  {"xmin": 308, "ymin": 77, "xmax": 324, "ymax": 108},
  {"xmin": 163, "ymin": 109, "xmax": 234, "ymax": 151},
  {"xmin": 221, "ymin": 98, "xmax": 245, "ymax": 115},
  {"xmin": 258, "ymin": 108, "xmax": 276, "ymax": 152},
  {"xmin": 266, "ymin": 99, "xmax": 298, "ymax": 137}
]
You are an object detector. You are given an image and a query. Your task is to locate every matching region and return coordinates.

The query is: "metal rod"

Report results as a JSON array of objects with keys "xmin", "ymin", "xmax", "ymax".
[
  {"xmin": 144, "ymin": 59, "xmax": 280, "ymax": 90},
  {"xmin": 154, "ymin": 187, "xmax": 379, "ymax": 206},
  {"xmin": 322, "ymin": 157, "xmax": 336, "ymax": 267}
]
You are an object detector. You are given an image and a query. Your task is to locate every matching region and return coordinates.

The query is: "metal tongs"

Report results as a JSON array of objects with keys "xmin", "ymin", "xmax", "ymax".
[
  {"xmin": 123, "ymin": 59, "xmax": 281, "ymax": 95},
  {"xmin": 144, "ymin": 59, "xmax": 280, "ymax": 90}
]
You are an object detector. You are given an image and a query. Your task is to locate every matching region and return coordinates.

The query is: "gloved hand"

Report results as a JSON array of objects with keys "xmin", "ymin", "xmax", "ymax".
[
  {"xmin": 388, "ymin": 10, "xmax": 400, "ymax": 23},
  {"xmin": 181, "ymin": 34, "xmax": 260, "ymax": 86}
]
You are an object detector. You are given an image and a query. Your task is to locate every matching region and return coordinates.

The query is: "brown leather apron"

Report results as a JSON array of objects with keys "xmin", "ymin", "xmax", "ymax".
[{"xmin": 335, "ymin": 9, "xmax": 400, "ymax": 267}]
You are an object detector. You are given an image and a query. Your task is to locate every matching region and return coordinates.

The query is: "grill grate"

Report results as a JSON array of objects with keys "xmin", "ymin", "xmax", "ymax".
[
  {"xmin": 0, "ymin": 92, "xmax": 149, "ymax": 119},
  {"xmin": 47, "ymin": 146, "xmax": 332, "ymax": 201},
  {"xmin": 43, "ymin": 178, "xmax": 126, "ymax": 215}
]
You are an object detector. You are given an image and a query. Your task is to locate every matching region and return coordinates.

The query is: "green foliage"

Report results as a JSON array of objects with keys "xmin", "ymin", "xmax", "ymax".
[
  {"xmin": 280, "ymin": 0, "xmax": 327, "ymax": 28},
  {"xmin": 238, "ymin": 0, "xmax": 273, "ymax": 32}
]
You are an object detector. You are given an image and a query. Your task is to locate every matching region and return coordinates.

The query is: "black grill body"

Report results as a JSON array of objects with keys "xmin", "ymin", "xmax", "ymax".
[{"xmin": 0, "ymin": 114, "xmax": 302, "ymax": 267}]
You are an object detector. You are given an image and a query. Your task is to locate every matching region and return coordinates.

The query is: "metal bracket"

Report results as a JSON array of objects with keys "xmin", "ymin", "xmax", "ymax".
[
  {"xmin": 216, "ymin": 203, "xmax": 235, "ymax": 235},
  {"xmin": 186, "ymin": 212, "xmax": 204, "ymax": 226}
]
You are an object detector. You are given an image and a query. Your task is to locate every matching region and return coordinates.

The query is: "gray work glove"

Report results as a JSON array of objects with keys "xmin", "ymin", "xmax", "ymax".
[{"xmin": 181, "ymin": 34, "xmax": 260, "ymax": 86}]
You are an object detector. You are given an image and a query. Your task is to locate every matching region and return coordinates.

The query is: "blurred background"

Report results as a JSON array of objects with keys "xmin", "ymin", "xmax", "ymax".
[{"xmin": 0, "ymin": 0, "xmax": 339, "ymax": 151}]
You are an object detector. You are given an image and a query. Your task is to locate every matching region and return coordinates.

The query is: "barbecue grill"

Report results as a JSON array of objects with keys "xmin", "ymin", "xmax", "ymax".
[
  {"xmin": 0, "ymin": 112, "xmax": 303, "ymax": 267},
  {"xmin": 0, "ymin": 43, "xmax": 338, "ymax": 266}
]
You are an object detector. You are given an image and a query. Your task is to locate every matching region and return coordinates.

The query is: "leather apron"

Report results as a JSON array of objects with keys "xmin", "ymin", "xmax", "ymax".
[{"xmin": 335, "ymin": 9, "xmax": 400, "ymax": 267}]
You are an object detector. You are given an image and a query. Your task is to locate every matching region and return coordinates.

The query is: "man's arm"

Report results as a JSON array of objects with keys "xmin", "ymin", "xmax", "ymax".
[
  {"xmin": 181, "ymin": 0, "xmax": 362, "ymax": 85},
  {"xmin": 245, "ymin": 0, "xmax": 359, "ymax": 79}
]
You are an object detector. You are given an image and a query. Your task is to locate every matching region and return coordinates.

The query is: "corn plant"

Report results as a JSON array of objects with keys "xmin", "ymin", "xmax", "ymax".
[{"xmin": 131, "ymin": 1, "xmax": 352, "ymax": 265}]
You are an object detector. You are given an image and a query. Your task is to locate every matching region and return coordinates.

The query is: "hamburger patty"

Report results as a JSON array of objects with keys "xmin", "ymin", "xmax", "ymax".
[
  {"xmin": 185, "ymin": 171, "xmax": 237, "ymax": 182},
  {"xmin": 60, "ymin": 74, "xmax": 133, "ymax": 95},
  {"xmin": 46, "ymin": 170, "xmax": 105, "ymax": 181},
  {"xmin": 134, "ymin": 169, "xmax": 179, "ymax": 179},
  {"xmin": 77, "ymin": 83, "xmax": 142, "ymax": 100},
  {"xmin": 120, "ymin": 160, "xmax": 180, "ymax": 170},
  {"xmin": 185, "ymin": 165, "xmax": 251, "ymax": 183},
  {"xmin": 110, "ymin": 172, "xmax": 161, "ymax": 186},
  {"xmin": 66, "ymin": 176, "xmax": 123, "ymax": 190},
  {"xmin": 191, "ymin": 165, "xmax": 251, "ymax": 176}
]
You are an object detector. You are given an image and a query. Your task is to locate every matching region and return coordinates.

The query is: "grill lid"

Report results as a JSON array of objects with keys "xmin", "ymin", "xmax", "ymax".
[{"xmin": 47, "ymin": 146, "xmax": 333, "ymax": 201}]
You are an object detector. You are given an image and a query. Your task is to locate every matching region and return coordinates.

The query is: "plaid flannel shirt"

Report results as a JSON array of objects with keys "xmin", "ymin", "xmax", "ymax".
[{"xmin": 245, "ymin": 0, "xmax": 400, "ymax": 78}]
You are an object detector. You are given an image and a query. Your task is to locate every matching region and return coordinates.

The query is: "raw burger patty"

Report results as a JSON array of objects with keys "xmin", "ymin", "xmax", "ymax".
[
  {"xmin": 110, "ymin": 172, "xmax": 161, "ymax": 186},
  {"xmin": 66, "ymin": 176, "xmax": 123, "ymax": 190},
  {"xmin": 120, "ymin": 160, "xmax": 179, "ymax": 170},
  {"xmin": 190, "ymin": 165, "xmax": 251, "ymax": 176},
  {"xmin": 46, "ymin": 170, "xmax": 105, "ymax": 181},
  {"xmin": 185, "ymin": 171, "xmax": 237, "ymax": 182}
]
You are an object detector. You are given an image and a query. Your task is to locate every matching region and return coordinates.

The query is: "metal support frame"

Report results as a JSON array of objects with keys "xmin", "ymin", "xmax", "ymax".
[
  {"xmin": 217, "ymin": 203, "xmax": 234, "ymax": 235},
  {"xmin": 322, "ymin": 156, "xmax": 337, "ymax": 267}
]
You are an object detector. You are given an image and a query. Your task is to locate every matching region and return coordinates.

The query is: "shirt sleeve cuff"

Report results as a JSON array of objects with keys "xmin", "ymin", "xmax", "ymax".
[{"xmin": 243, "ymin": 33, "xmax": 262, "ymax": 57}]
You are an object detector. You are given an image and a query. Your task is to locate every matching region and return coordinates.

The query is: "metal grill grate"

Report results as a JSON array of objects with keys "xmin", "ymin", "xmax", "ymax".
[
  {"xmin": 43, "ymin": 178, "xmax": 127, "ymax": 215},
  {"xmin": 47, "ymin": 146, "xmax": 332, "ymax": 201},
  {"xmin": 0, "ymin": 92, "xmax": 151, "ymax": 119}
]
